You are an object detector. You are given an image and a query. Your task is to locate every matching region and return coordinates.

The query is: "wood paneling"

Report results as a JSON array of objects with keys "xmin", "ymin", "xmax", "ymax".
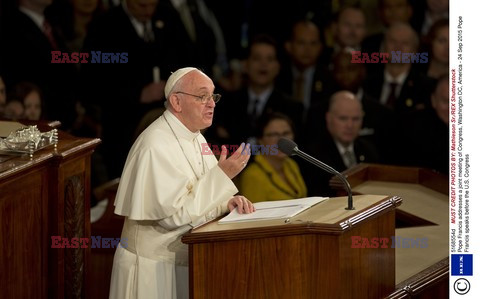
[
  {"xmin": 184, "ymin": 195, "xmax": 399, "ymax": 299},
  {"xmin": 0, "ymin": 123, "xmax": 99, "ymax": 298}
]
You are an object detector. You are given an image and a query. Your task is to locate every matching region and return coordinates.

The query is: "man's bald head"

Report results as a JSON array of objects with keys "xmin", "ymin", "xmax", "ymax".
[{"xmin": 326, "ymin": 91, "xmax": 364, "ymax": 147}]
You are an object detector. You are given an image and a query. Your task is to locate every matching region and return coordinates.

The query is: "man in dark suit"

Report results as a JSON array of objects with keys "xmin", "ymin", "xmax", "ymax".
[
  {"xmin": 361, "ymin": 0, "xmax": 414, "ymax": 55},
  {"xmin": 302, "ymin": 91, "xmax": 379, "ymax": 197},
  {"xmin": 212, "ymin": 34, "xmax": 303, "ymax": 146},
  {"xmin": 81, "ymin": 0, "xmax": 171, "ymax": 178},
  {"xmin": 363, "ymin": 22, "xmax": 432, "ymax": 115},
  {"xmin": 1, "ymin": 0, "xmax": 76, "ymax": 126},
  {"xmin": 276, "ymin": 19, "xmax": 330, "ymax": 121},
  {"xmin": 154, "ymin": 0, "xmax": 223, "ymax": 78},
  {"xmin": 399, "ymin": 75, "xmax": 448, "ymax": 174}
]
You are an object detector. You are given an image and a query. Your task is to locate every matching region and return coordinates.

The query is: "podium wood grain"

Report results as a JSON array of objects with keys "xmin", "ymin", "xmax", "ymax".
[
  {"xmin": 183, "ymin": 195, "xmax": 401, "ymax": 299},
  {"xmin": 0, "ymin": 123, "xmax": 100, "ymax": 299}
]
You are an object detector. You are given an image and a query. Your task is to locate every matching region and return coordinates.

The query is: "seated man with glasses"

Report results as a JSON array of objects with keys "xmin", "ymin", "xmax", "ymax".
[
  {"xmin": 238, "ymin": 112, "xmax": 307, "ymax": 203},
  {"xmin": 110, "ymin": 67, "xmax": 255, "ymax": 299}
]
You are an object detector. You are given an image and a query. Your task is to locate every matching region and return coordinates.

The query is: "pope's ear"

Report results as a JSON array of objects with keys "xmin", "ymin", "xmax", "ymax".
[{"xmin": 170, "ymin": 94, "xmax": 182, "ymax": 112}]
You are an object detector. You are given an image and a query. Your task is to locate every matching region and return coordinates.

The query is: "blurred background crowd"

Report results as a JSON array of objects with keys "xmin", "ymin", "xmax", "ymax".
[{"xmin": 0, "ymin": 0, "xmax": 449, "ymax": 203}]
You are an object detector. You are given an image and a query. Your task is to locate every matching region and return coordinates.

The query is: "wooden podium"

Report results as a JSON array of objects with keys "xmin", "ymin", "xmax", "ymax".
[
  {"xmin": 183, "ymin": 194, "xmax": 402, "ymax": 299},
  {"xmin": 0, "ymin": 121, "xmax": 100, "ymax": 298},
  {"xmin": 330, "ymin": 163, "xmax": 449, "ymax": 298}
]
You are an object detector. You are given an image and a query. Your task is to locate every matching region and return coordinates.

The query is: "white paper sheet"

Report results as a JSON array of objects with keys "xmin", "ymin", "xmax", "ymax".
[{"xmin": 218, "ymin": 197, "xmax": 328, "ymax": 224}]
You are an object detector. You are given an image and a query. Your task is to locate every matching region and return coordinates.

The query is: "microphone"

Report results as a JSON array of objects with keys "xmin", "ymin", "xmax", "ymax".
[{"xmin": 278, "ymin": 138, "xmax": 354, "ymax": 210}]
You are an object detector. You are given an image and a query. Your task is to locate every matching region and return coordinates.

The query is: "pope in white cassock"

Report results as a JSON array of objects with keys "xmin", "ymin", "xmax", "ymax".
[{"xmin": 109, "ymin": 67, "xmax": 255, "ymax": 299}]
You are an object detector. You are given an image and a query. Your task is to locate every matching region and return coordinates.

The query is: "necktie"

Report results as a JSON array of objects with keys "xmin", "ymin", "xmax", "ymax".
[
  {"xmin": 43, "ymin": 20, "xmax": 58, "ymax": 50},
  {"xmin": 179, "ymin": 0, "xmax": 196, "ymax": 42},
  {"xmin": 385, "ymin": 82, "xmax": 398, "ymax": 109},
  {"xmin": 249, "ymin": 98, "xmax": 260, "ymax": 129},
  {"xmin": 143, "ymin": 22, "xmax": 154, "ymax": 43},
  {"xmin": 251, "ymin": 98, "xmax": 260, "ymax": 119},
  {"xmin": 294, "ymin": 74, "xmax": 305, "ymax": 103},
  {"xmin": 343, "ymin": 150, "xmax": 356, "ymax": 168}
]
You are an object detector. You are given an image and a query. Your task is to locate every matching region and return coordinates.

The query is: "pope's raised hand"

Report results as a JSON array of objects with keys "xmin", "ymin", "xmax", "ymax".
[{"xmin": 218, "ymin": 143, "xmax": 250, "ymax": 179}]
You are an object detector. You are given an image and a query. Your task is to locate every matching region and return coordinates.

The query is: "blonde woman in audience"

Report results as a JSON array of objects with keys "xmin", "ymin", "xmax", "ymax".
[{"xmin": 239, "ymin": 113, "xmax": 307, "ymax": 202}]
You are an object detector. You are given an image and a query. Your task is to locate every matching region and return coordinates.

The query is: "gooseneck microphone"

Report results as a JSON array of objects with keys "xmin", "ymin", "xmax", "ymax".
[{"xmin": 278, "ymin": 138, "xmax": 354, "ymax": 210}]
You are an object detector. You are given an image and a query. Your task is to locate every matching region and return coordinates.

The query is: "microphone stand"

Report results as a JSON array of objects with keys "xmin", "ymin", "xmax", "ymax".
[{"xmin": 293, "ymin": 149, "xmax": 355, "ymax": 210}]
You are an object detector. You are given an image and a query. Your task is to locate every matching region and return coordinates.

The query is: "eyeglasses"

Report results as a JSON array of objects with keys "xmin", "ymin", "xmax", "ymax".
[{"xmin": 175, "ymin": 91, "xmax": 221, "ymax": 104}]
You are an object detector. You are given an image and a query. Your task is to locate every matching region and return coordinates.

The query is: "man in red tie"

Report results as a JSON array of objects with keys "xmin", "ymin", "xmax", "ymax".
[{"xmin": 1, "ymin": 0, "xmax": 76, "ymax": 127}]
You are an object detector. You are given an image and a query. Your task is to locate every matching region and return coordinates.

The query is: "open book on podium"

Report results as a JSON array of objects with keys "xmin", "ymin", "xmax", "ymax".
[{"xmin": 218, "ymin": 196, "xmax": 328, "ymax": 224}]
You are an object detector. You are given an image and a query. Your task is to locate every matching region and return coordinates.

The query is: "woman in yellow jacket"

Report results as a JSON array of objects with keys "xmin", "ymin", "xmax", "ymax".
[{"xmin": 238, "ymin": 113, "xmax": 307, "ymax": 202}]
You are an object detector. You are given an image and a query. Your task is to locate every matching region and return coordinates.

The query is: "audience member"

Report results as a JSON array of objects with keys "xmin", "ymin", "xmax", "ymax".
[
  {"xmin": 422, "ymin": 18, "xmax": 449, "ymax": 80},
  {"xmin": 306, "ymin": 50, "xmax": 394, "ymax": 163},
  {"xmin": 418, "ymin": 0, "xmax": 449, "ymax": 36},
  {"xmin": 363, "ymin": 22, "xmax": 431, "ymax": 114},
  {"xmin": 46, "ymin": 0, "xmax": 104, "ymax": 53},
  {"xmin": 400, "ymin": 75, "xmax": 448, "ymax": 173},
  {"xmin": 1, "ymin": 0, "xmax": 77, "ymax": 126},
  {"xmin": 4, "ymin": 99, "xmax": 25, "ymax": 120},
  {"xmin": 155, "ymin": 0, "xmax": 227, "ymax": 78},
  {"xmin": 239, "ymin": 112, "xmax": 307, "ymax": 203},
  {"xmin": 302, "ymin": 91, "xmax": 379, "ymax": 197},
  {"xmin": 331, "ymin": 5, "xmax": 367, "ymax": 53},
  {"xmin": 8, "ymin": 81, "xmax": 43, "ymax": 120},
  {"xmin": 276, "ymin": 19, "xmax": 329, "ymax": 117},
  {"xmin": 362, "ymin": 0, "xmax": 414, "ymax": 54},
  {"xmin": 213, "ymin": 34, "xmax": 303, "ymax": 145},
  {"xmin": 81, "ymin": 0, "xmax": 170, "ymax": 178}
]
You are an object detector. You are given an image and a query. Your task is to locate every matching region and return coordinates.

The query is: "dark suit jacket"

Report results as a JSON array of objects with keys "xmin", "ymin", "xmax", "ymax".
[
  {"xmin": 399, "ymin": 107, "xmax": 448, "ymax": 174},
  {"xmin": 154, "ymin": 0, "xmax": 218, "ymax": 76},
  {"xmin": 275, "ymin": 61, "xmax": 330, "ymax": 112},
  {"xmin": 300, "ymin": 134, "xmax": 380, "ymax": 197},
  {"xmin": 1, "ymin": 9, "xmax": 76, "ymax": 125},
  {"xmin": 211, "ymin": 87, "xmax": 304, "ymax": 145},
  {"xmin": 81, "ymin": 5, "xmax": 171, "ymax": 177},
  {"xmin": 363, "ymin": 65, "xmax": 433, "ymax": 115}
]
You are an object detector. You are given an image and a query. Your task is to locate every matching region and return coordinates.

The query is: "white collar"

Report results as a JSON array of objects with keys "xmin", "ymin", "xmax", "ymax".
[
  {"xmin": 248, "ymin": 86, "xmax": 273, "ymax": 103},
  {"xmin": 20, "ymin": 6, "xmax": 44, "ymax": 30},
  {"xmin": 163, "ymin": 109, "xmax": 200, "ymax": 141},
  {"xmin": 170, "ymin": 0, "xmax": 187, "ymax": 10},
  {"xmin": 122, "ymin": 0, "xmax": 149, "ymax": 38},
  {"xmin": 292, "ymin": 65, "xmax": 315, "ymax": 79},
  {"xmin": 384, "ymin": 69, "xmax": 408, "ymax": 85},
  {"xmin": 334, "ymin": 139, "xmax": 354, "ymax": 156}
]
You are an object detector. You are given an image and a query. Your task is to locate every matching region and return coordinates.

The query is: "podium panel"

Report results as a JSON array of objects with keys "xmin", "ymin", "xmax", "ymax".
[
  {"xmin": 330, "ymin": 163, "xmax": 449, "ymax": 297},
  {"xmin": 0, "ymin": 122, "xmax": 100, "ymax": 299},
  {"xmin": 183, "ymin": 195, "xmax": 401, "ymax": 299}
]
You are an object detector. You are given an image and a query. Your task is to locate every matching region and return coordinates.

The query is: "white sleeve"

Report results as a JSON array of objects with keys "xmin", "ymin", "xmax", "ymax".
[
  {"xmin": 157, "ymin": 166, "xmax": 233, "ymax": 230},
  {"xmin": 115, "ymin": 144, "xmax": 238, "ymax": 222}
]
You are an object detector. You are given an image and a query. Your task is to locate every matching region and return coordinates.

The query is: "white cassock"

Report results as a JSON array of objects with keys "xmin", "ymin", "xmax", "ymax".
[{"xmin": 109, "ymin": 109, "xmax": 238, "ymax": 299}]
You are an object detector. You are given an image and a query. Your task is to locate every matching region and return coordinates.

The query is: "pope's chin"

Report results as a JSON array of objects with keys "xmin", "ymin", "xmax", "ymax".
[{"xmin": 200, "ymin": 114, "xmax": 214, "ymax": 128}]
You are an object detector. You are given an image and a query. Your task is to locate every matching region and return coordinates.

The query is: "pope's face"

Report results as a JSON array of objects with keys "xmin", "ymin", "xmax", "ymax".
[{"xmin": 177, "ymin": 72, "xmax": 216, "ymax": 132}]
